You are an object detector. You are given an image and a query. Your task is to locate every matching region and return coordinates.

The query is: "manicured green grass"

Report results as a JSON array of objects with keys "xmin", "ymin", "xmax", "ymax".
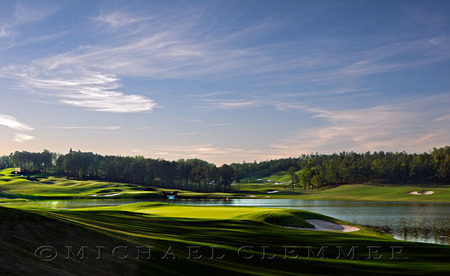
[
  {"xmin": 270, "ymin": 184, "xmax": 450, "ymax": 202},
  {"xmin": 78, "ymin": 202, "xmax": 374, "ymax": 232},
  {"xmin": 0, "ymin": 168, "xmax": 233, "ymax": 200},
  {"xmin": 2, "ymin": 204, "xmax": 449, "ymax": 275},
  {"xmin": 2, "ymin": 168, "xmax": 449, "ymax": 202},
  {"xmin": 235, "ymin": 170, "xmax": 450, "ymax": 202},
  {"xmin": 0, "ymin": 168, "xmax": 160, "ymax": 199},
  {"xmin": 237, "ymin": 171, "xmax": 294, "ymax": 192}
]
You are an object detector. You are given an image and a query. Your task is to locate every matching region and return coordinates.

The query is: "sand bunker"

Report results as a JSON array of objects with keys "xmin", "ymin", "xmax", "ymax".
[
  {"xmin": 409, "ymin": 191, "xmax": 434, "ymax": 195},
  {"xmin": 284, "ymin": 219, "xmax": 359, "ymax": 232},
  {"xmin": 87, "ymin": 193, "xmax": 122, "ymax": 197}
]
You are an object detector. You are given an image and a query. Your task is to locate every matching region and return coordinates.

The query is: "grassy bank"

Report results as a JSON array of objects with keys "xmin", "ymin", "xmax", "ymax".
[{"xmin": 1, "ymin": 203, "xmax": 449, "ymax": 275}]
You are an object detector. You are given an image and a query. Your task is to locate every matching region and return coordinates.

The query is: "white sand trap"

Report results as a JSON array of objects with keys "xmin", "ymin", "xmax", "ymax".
[
  {"xmin": 103, "ymin": 193, "xmax": 122, "ymax": 197},
  {"xmin": 409, "ymin": 191, "xmax": 434, "ymax": 195},
  {"xmin": 306, "ymin": 219, "xmax": 359, "ymax": 232},
  {"xmin": 87, "ymin": 193, "xmax": 122, "ymax": 197},
  {"xmin": 284, "ymin": 219, "xmax": 359, "ymax": 232}
]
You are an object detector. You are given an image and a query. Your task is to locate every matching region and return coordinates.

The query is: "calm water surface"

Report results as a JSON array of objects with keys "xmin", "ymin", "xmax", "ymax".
[
  {"xmin": 2, "ymin": 199, "xmax": 449, "ymax": 245},
  {"xmin": 173, "ymin": 199, "xmax": 450, "ymax": 245}
]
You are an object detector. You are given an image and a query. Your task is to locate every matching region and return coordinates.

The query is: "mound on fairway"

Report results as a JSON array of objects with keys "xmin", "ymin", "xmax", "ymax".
[
  {"xmin": 0, "ymin": 168, "xmax": 160, "ymax": 199},
  {"xmin": 83, "ymin": 202, "xmax": 372, "ymax": 232}
]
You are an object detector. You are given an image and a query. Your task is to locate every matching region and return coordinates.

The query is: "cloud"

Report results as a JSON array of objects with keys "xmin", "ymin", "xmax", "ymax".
[
  {"xmin": 153, "ymin": 131, "xmax": 197, "ymax": 136},
  {"xmin": 0, "ymin": 114, "xmax": 35, "ymax": 143},
  {"xmin": 202, "ymin": 99, "xmax": 261, "ymax": 110},
  {"xmin": 13, "ymin": 1, "xmax": 60, "ymax": 24},
  {"xmin": 13, "ymin": 133, "xmax": 35, "ymax": 143},
  {"xmin": 155, "ymin": 144, "xmax": 243, "ymax": 156},
  {"xmin": 270, "ymin": 94, "xmax": 450, "ymax": 155},
  {"xmin": 53, "ymin": 126, "xmax": 121, "ymax": 130},
  {"xmin": 0, "ymin": 27, "xmax": 9, "ymax": 38},
  {"xmin": 12, "ymin": 66, "xmax": 157, "ymax": 113},
  {"xmin": 93, "ymin": 11, "xmax": 152, "ymax": 29},
  {"xmin": 6, "ymin": 4, "xmax": 449, "ymax": 114},
  {"xmin": 5, "ymin": 8, "xmax": 309, "ymax": 84},
  {"xmin": 153, "ymin": 144, "xmax": 265, "ymax": 165},
  {"xmin": 435, "ymin": 114, "xmax": 450, "ymax": 121},
  {"xmin": 0, "ymin": 114, "xmax": 34, "ymax": 131}
]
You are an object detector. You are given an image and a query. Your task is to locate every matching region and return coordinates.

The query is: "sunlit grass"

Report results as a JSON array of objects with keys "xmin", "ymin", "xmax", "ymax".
[
  {"xmin": 0, "ymin": 168, "xmax": 158, "ymax": 198},
  {"xmin": 1, "ymin": 168, "xmax": 449, "ymax": 202},
  {"xmin": 273, "ymin": 184, "xmax": 450, "ymax": 202},
  {"xmin": 2, "ymin": 203, "xmax": 448, "ymax": 275}
]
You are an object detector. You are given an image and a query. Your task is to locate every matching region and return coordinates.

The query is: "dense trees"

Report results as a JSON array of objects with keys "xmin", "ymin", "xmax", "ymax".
[
  {"xmin": 1, "ymin": 150, "xmax": 54, "ymax": 173},
  {"xmin": 1, "ymin": 147, "xmax": 449, "ymax": 192},
  {"xmin": 53, "ymin": 152, "xmax": 234, "ymax": 192},
  {"xmin": 232, "ymin": 147, "xmax": 450, "ymax": 187}
]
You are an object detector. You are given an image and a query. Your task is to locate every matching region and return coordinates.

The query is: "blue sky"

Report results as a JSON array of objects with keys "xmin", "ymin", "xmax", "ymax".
[{"xmin": 1, "ymin": 0, "xmax": 449, "ymax": 164}]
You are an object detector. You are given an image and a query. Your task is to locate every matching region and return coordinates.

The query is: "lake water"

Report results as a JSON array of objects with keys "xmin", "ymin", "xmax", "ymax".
[
  {"xmin": 2, "ymin": 199, "xmax": 449, "ymax": 245},
  {"xmin": 173, "ymin": 199, "xmax": 450, "ymax": 245}
]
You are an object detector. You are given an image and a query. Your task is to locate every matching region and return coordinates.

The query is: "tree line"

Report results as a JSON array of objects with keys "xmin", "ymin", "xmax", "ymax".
[
  {"xmin": 0, "ymin": 150, "xmax": 235, "ymax": 192},
  {"xmin": 231, "ymin": 146, "xmax": 450, "ymax": 188},
  {"xmin": 1, "ymin": 147, "xmax": 449, "ymax": 192}
]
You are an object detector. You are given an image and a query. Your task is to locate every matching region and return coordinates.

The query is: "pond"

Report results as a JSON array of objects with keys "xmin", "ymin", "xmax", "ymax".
[{"xmin": 1, "ymin": 198, "xmax": 449, "ymax": 245}]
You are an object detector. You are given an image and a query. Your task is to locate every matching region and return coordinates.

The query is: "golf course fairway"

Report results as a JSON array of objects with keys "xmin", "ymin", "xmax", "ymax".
[{"xmin": 1, "ymin": 203, "xmax": 449, "ymax": 275}]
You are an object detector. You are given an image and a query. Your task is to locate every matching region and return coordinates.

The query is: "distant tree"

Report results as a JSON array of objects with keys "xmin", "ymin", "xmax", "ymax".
[
  {"xmin": 218, "ymin": 164, "xmax": 234, "ymax": 192},
  {"xmin": 287, "ymin": 166, "xmax": 299, "ymax": 189},
  {"xmin": 299, "ymin": 160, "xmax": 312, "ymax": 190},
  {"xmin": 0, "ymin": 155, "xmax": 11, "ymax": 169}
]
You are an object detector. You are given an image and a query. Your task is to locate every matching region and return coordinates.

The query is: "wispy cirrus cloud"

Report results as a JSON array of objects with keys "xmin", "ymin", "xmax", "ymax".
[
  {"xmin": 435, "ymin": 114, "xmax": 450, "ymax": 122},
  {"xmin": 201, "ymin": 99, "xmax": 262, "ymax": 110},
  {"xmin": 52, "ymin": 126, "xmax": 121, "ymax": 130},
  {"xmin": 0, "ymin": 114, "xmax": 33, "ymax": 131},
  {"xmin": 270, "ymin": 94, "xmax": 450, "ymax": 155},
  {"xmin": 6, "ymin": 4, "xmax": 449, "ymax": 116},
  {"xmin": 9, "ymin": 65, "xmax": 157, "ymax": 113},
  {"xmin": 93, "ymin": 11, "xmax": 152, "ymax": 29},
  {"xmin": 0, "ymin": 27, "xmax": 9, "ymax": 38},
  {"xmin": 13, "ymin": 133, "xmax": 35, "ymax": 143},
  {"xmin": 153, "ymin": 144, "xmax": 265, "ymax": 165},
  {"xmin": 309, "ymin": 36, "xmax": 450, "ymax": 83},
  {"xmin": 13, "ymin": 1, "xmax": 60, "ymax": 24},
  {"xmin": 0, "ymin": 1, "xmax": 60, "ymax": 42},
  {"xmin": 187, "ymin": 119, "xmax": 231, "ymax": 127},
  {"xmin": 0, "ymin": 114, "xmax": 34, "ymax": 143}
]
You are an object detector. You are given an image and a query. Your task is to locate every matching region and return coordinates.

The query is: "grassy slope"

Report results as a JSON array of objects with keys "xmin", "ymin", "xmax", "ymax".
[
  {"xmin": 2, "ymin": 204, "xmax": 449, "ymax": 275},
  {"xmin": 271, "ymin": 184, "xmax": 450, "ymax": 202},
  {"xmin": 237, "ymin": 170, "xmax": 450, "ymax": 202},
  {"xmin": 0, "ymin": 168, "xmax": 161, "ymax": 199},
  {"xmin": 2, "ymin": 168, "xmax": 449, "ymax": 202},
  {"xmin": 0, "ymin": 168, "xmax": 229, "ymax": 200}
]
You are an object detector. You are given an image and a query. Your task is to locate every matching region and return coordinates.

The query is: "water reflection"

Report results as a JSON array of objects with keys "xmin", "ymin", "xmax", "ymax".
[
  {"xmin": 174, "ymin": 199, "xmax": 450, "ymax": 245},
  {"xmin": 1, "ymin": 199, "xmax": 449, "ymax": 245}
]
